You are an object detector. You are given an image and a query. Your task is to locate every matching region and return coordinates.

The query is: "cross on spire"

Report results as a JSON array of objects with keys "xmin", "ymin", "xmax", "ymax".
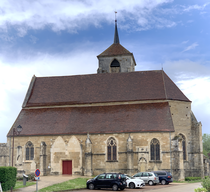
[{"xmin": 114, "ymin": 11, "xmax": 120, "ymax": 44}]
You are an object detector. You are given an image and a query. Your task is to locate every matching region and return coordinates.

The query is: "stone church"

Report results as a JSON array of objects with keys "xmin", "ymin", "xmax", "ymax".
[{"xmin": 2, "ymin": 19, "xmax": 208, "ymax": 181}]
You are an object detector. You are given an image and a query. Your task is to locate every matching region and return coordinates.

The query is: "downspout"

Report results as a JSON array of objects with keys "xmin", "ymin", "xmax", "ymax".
[
  {"xmin": 9, "ymin": 136, "xmax": 11, "ymax": 166},
  {"xmin": 169, "ymin": 132, "xmax": 172, "ymax": 173}
]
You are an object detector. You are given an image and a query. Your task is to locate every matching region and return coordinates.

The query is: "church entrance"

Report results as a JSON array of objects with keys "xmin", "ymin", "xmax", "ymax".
[{"xmin": 62, "ymin": 160, "xmax": 72, "ymax": 175}]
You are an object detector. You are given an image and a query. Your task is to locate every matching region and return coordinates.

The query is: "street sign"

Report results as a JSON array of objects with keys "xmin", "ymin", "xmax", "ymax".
[
  {"xmin": 35, "ymin": 177, "xmax": 40, "ymax": 181},
  {"xmin": 35, "ymin": 169, "xmax": 40, "ymax": 177}
]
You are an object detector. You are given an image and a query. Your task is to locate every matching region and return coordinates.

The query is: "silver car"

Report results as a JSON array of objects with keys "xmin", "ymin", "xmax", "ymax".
[{"xmin": 132, "ymin": 172, "xmax": 159, "ymax": 185}]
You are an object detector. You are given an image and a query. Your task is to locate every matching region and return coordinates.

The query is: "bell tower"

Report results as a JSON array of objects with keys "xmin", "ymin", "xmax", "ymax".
[{"xmin": 97, "ymin": 13, "xmax": 136, "ymax": 74}]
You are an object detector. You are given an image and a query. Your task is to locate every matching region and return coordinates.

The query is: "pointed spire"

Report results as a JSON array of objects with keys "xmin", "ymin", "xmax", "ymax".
[{"xmin": 114, "ymin": 11, "xmax": 120, "ymax": 44}]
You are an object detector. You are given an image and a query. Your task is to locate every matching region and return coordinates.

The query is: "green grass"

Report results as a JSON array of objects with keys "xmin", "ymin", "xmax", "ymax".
[
  {"xmin": 38, "ymin": 178, "xmax": 88, "ymax": 192},
  {"xmin": 173, "ymin": 180, "xmax": 202, "ymax": 183},
  {"xmin": 5, "ymin": 180, "xmax": 36, "ymax": 190}
]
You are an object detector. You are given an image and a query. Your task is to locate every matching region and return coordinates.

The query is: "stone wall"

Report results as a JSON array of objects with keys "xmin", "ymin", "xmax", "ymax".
[
  {"xmin": 97, "ymin": 55, "xmax": 135, "ymax": 73},
  {"xmin": 169, "ymin": 101, "xmax": 204, "ymax": 178},
  {"xmin": 0, "ymin": 143, "xmax": 9, "ymax": 167},
  {"xmin": 5, "ymin": 100, "xmax": 205, "ymax": 180}
]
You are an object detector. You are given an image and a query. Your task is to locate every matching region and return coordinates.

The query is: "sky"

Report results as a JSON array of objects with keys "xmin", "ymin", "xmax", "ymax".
[{"xmin": 0, "ymin": 0, "xmax": 210, "ymax": 143}]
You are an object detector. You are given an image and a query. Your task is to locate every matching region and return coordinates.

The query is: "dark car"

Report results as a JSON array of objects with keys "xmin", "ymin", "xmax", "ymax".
[
  {"xmin": 87, "ymin": 173, "xmax": 127, "ymax": 191},
  {"xmin": 151, "ymin": 171, "xmax": 173, "ymax": 185}
]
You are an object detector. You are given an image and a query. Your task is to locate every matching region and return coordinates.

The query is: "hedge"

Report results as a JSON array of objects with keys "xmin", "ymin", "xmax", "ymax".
[
  {"xmin": 0, "ymin": 166, "xmax": 17, "ymax": 191},
  {"xmin": 185, "ymin": 177, "xmax": 201, "ymax": 181}
]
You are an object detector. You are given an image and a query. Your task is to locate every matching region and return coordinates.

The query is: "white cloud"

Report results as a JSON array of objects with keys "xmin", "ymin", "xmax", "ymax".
[
  {"xmin": 29, "ymin": 35, "xmax": 38, "ymax": 44},
  {"xmin": 182, "ymin": 40, "xmax": 189, "ymax": 44},
  {"xmin": 163, "ymin": 59, "xmax": 210, "ymax": 135},
  {"xmin": 0, "ymin": 0, "xmax": 201, "ymax": 35},
  {"xmin": 183, "ymin": 3, "xmax": 210, "ymax": 12},
  {"xmin": 0, "ymin": 49, "xmax": 98, "ymax": 142},
  {"xmin": 182, "ymin": 43, "xmax": 198, "ymax": 52}
]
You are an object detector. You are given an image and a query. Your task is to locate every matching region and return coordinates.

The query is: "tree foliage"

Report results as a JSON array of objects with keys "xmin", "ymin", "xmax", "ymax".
[{"xmin": 203, "ymin": 134, "xmax": 210, "ymax": 158}]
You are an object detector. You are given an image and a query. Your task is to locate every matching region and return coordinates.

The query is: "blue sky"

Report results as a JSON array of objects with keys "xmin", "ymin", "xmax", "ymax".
[{"xmin": 0, "ymin": 0, "xmax": 210, "ymax": 143}]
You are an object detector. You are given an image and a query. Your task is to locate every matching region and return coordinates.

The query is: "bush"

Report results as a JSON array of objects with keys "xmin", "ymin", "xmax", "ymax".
[
  {"xmin": 185, "ymin": 177, "xmax": 201, "ymax": 181},
  {"xmin": 0, "ymin": 166, "xmax": 17, "ymax": 191},
  {"xmin": 202, "ymin": 177, "xmax": 210, "ymax": 192},
  {"xmin": 195, "ymin": 188, "xmax": 207, "ymax": 192}
]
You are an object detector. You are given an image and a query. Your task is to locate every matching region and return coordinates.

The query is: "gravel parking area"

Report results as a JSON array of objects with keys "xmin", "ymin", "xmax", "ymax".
[{"xmin": 69, "ymin": 183, "xmax": 180, "ymax": 192}]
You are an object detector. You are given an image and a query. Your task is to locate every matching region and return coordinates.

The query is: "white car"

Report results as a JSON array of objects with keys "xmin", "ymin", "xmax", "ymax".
[{"xmin": 126, "ymin": 175, "xmax": 145, "ymax": 189}]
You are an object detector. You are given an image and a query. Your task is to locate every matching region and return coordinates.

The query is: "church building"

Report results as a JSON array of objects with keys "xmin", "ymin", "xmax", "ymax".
[{"xmin": 5, "ymin": 19, "xmax": 205, "ymax": 181}]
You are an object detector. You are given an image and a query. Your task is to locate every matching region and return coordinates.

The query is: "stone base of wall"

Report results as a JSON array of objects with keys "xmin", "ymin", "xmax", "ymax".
[
  {"xmin": 185, "ymin": 169, "xmax": 204, "ymax": 177},
  {"xmin": 17, "ymin": 169, "xmax": 25, "ymax": 177}
]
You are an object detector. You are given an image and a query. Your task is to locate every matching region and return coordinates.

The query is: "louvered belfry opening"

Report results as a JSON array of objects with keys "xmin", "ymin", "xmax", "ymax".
[
  {"xmin": 110, "ymin": 59, "xmax": 120, "ymax": 73},
  {"xmin": 150, "ymin": 138, "xmax": 160, "ymax": 160}
]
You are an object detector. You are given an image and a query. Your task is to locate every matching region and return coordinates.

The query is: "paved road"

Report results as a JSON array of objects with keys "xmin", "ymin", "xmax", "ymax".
[
  {"xmin": 140, "ymin": 182, "xmax": 202, "ymax": 192},
  {"xmin": 78, "ymin": 183, "xmax": 202, "ymax": 192}
]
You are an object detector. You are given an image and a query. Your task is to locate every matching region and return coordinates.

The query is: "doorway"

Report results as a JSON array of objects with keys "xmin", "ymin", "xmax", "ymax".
[{"xmin": 62, "ymin": 160, "xmax": 72, "ymax": 175}]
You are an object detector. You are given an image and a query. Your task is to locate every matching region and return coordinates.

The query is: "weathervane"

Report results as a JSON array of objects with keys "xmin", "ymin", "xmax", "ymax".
[{"xmin": 115, "ymin": 11, "xmax": 117, "ymax": 22}]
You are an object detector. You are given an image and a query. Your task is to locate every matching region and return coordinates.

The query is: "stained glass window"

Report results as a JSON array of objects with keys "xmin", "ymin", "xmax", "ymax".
[
  {"xmin": 25, "ymin": 141, "xmax": 34, "ymax": 160},
  {"xmin": 107, "ymin": 137, "xmax": 117, "ymax": 161},
  {"xmin": 150, "ymin": 138, "xmax": 160, "ymax": 160}
]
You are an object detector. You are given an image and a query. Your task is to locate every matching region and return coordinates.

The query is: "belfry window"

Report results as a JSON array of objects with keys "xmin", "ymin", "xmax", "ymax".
[
  {"xmin": 150, "ymin": 138, "xmax": 160, "ymax": 160},
  {"xmin": 107, "ymin": 137, "xmax": 117, "ymax": 161},
  {"xmin": 179, "ymin": 134, "xmax": 186, "ymax": 160},
  {"xmin": 110, "ymin": 59, "xmax": 120, "ymax": 73},
  {"xmin": 26, "ymin": 141, "xmax": 34, "ymax": 160}
]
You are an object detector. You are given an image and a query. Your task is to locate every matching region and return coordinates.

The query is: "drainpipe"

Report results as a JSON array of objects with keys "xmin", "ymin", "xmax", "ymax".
[
  {"xmin": 9, "ymin": 137, "xmax": 11, "ymax": 166},
  {"xmin": 169, "ymin": 132, "xmax": 172, "ymax": 173}
]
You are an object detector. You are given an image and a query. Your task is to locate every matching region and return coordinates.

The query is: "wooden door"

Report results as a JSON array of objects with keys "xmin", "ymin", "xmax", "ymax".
[{"xmin": 62, "ymin": 160, "xmax": 72, "ymax": 174}]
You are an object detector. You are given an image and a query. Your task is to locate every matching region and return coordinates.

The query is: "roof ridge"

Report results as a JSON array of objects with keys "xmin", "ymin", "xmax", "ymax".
[{"xmin": 162, "ymin": 70, "xmax": 168, "ymax": 100}]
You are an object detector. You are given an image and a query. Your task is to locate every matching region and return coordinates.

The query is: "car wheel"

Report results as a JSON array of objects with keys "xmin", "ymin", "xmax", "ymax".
[
  {"xmin": 129, "ymin": 182, "xmax": 135, "ymax": 189},
  {"xmin": 148, "ymin": 180, "xmax": 154, "ymax": 186},
  {"xmin": 112, "ymin": 184, "xmax": 118, "ymax": 191},
  {"xmin": 88, "ymin": 183, "xmax": 95, "ymax": 190},
  {"xmin": 161, "ymin": 180, "xmax": 166, "ymax": 185}
]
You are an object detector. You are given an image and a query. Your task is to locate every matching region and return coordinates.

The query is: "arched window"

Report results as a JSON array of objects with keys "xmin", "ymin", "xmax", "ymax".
[
  {"xmin": 107, "ymin": 137, "xmax": 117, "ymax": 161},
  {"xmin": 150, "ymin": 138, "xmax": 160, "ymax": 160},
  {"xmin": 179, "ymin": 134, "xmax": 186, "ymax": 160},
  {"xmin": 26, "ymin": 141, "xmax": 34, "ymax": 160},
  {"xmin": 110, "ymin": 59, "xmax": 120, "ymax": 73}
]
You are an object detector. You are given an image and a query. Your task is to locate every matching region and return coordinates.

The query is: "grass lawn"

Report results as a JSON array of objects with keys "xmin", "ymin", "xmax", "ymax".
[
  {"xmin": 14, "ymin": 180, "xmax": 36, "ymax": 189},
  {"xmin": 173, "ymin": 180, "xmax": 202, "ymax": 183},
  {"xmin": 39, "ymin": 178, "xmax": 88, "ymax": 192}
]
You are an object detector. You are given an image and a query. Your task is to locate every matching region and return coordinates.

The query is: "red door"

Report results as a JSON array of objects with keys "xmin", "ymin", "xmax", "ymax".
[{"xmin": 62, "ymin": 160, "xmax": 72, "ymax": 174}]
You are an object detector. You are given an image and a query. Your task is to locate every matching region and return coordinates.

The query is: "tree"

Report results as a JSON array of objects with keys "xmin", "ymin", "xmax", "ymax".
[{"xmin": 203, "ymin": 134, "xmax": 210, "ymax": 157}]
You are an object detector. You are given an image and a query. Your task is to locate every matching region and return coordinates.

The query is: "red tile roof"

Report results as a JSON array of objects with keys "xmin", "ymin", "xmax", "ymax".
[
  {"xmin": 24, "ymin": 70, "xmax": 190, "ymax": 107},
  {"xmin": 97, "ymin": 43, "xmax": 132, "ymax": 57},
  {"xmin": 7, "ymin": 102, "xmax": 174, "ymax": 137}
]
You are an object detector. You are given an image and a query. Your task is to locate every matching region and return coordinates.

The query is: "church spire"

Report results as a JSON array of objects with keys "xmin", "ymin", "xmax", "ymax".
[{"xmin": 114, "ymin": 11, "xmax": 120, "ymax": 44}]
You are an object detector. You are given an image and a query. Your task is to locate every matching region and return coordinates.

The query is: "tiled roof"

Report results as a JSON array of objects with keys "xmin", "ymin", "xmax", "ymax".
[
  {"xmin": 97, "ymin": 43, "xmax": 132, "ymax": 57},
  {"xmin": 7, "ymin": 102, "xmax": 174, "ymax": 137},
  {"xmin": 24, "ymin": 70, "xmax": 190, "ymax": 107}
]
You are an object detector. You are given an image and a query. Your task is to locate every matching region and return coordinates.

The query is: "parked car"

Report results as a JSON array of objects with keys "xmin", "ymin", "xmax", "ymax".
[
  {"xmin": 151, "ymin": 171, "xmax": 173, "ymax": 185},
  {"xmin": 125, "ymin": 175, "xmax": 145, "ymax": 189},
  {"xmin": 132, "ymin": 172, "xmax": 159, "ymax": 185},
  {"xmin": 87, "ymin": 173, "xmax": 127, "ymax": 191}
]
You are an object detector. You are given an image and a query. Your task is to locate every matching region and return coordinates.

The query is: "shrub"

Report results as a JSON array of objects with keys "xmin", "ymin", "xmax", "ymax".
[
  {"xmin": 185, "ymin": 177, "xmax": 201, "ymax": 181},
  {"xmin": 202, "ymin": 177, "xmax": 210, "ymax": 192},
  {"xmin": 195, "ymin": 188, "xmax": 207, "ymax": 192},
  {"xmin": 0, "ymin": 166, "xmax": 17, "ymax": 191}
]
